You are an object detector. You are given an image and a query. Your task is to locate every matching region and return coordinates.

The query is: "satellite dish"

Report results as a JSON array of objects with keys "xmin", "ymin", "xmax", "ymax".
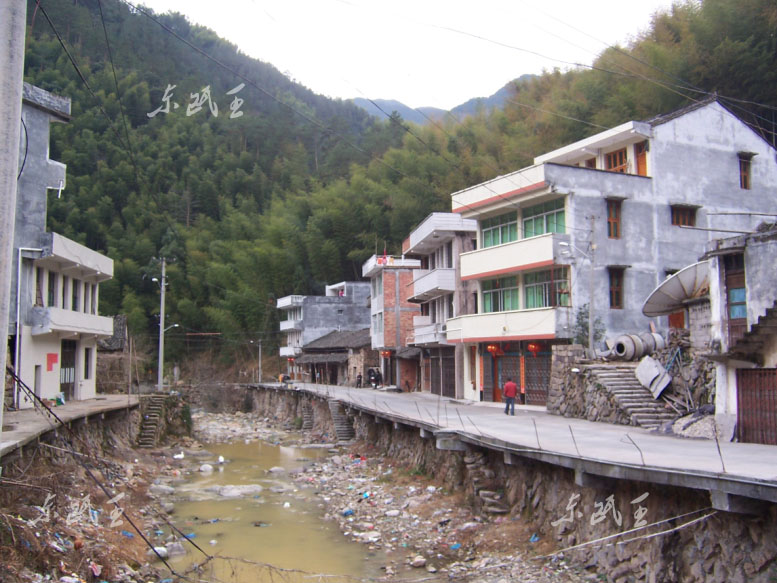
[{"xmin": 642, "ymin": 261, "xmax": 710, "ymax": 317}]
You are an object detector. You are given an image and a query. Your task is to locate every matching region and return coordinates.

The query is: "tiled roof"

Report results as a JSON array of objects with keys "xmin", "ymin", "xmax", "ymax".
[{"xmin": 304, "ymin": 328, "xmax": 371, "ymax": 350}]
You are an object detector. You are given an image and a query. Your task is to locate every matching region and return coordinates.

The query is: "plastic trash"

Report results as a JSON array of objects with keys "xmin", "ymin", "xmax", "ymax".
[
  {"xmin": 184, "ymin": 532, "xmax": 196, "ymax": 539},
  {"xmin": 530, "ymin": 533, "xmax": 540, "ymax": 543},
  {"xmin": 449, "ymin": 543, "xmax": 461, "ymax": 550},
  {"xmin": 342, "ymin": 509, "xmax": 355, "ymax": 517},
  {"xmin": 120, "ymin": 530, "xmax": 134, "ymax": 538}
]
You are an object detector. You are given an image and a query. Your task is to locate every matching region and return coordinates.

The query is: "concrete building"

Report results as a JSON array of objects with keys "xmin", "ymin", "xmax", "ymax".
[
  {"xmin": 362, "ymin": 254, "xmax": 421, "ymax": 390},
  {"xmin": 446, "ymin": 98, "xmax": 777, "ymax": 405},
  {"xmin": 701, "ymin": 226, "xmax": 777, "ymax": 445},
  {"xmin": 402, "ymin": 213, "xmax": 477, "ymax": 398},
  {"xmin": 7, "ymin": 84, "xmax": 114, "ymax": 409},
  {"xmin": 277, "ymin": 281, "xmax": 370, "ymax": 379}
]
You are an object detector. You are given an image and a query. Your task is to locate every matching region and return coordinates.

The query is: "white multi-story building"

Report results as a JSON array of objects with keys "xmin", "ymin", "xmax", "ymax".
[
  {"xmin": 402, "ymin": 213, "xmax": 477, "ymax": 398},
  {"xmin": 445, "ymin": 98, "xmax": 777, "ymax": 405},
  {"xmin": 8, "ymin": 84, "xmax": 114, "ymax": 409}
]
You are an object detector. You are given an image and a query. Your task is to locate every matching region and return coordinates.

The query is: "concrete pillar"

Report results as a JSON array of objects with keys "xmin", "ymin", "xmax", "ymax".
[{"xmin": 0, "ymin": 0, "xmax": 28, "ymax": 436}]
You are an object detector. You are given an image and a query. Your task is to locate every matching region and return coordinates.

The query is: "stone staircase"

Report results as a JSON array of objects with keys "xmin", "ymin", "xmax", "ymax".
[
  {"xmin": 327, "ymin": 400, "xmax": 355, "ymax": 442},
  {"xmin": 137, "ymin": 394, "xmax": 167, "ymax": 448},
  {"xmin": 586, "ymin": 364, "xmax": 677, "ymax": 430},
  {"xmin": 301, "ymin": 402, "xmax": 314, "ymax": 431}
]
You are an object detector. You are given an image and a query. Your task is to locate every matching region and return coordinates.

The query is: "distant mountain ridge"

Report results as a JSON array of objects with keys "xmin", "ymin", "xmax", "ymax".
[{"xmin": 352, "ymin": 75, "xmax": 535, "ymax": 124}]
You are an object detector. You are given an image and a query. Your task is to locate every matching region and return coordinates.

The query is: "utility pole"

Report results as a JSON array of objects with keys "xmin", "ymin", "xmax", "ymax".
[
  {"xmin": 154, "ymin": 258, "xmax": 166, "ymax": 392},
  {"xmin": 588, "ymin": 215, "xmax": 596, "ymax": 359},
  {"xmin": 257, "ymin": 339, "xmax": 262, "ymax": 383},
  {"xmin": 0, "ymin": 0, "xmax": 28, "ymax": 438}
]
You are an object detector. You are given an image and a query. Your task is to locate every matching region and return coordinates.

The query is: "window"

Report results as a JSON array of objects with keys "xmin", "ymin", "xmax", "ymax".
[
  {"xmin": 605, "ymin": 148, "xmax": 628, "ymax": 173},
  {"xmin": 482, "ymin": 212, "xmax": 518, "ymax": 248},
  {"xmin": 524, "ymin": 267, "xmax": 570, "ymax": 309},
  {"xmin": 35, "ymin": 267, "xmax": 44, "ymax": 306},
  {"xmin": 71, "ymin": 279, "xmax": 80, "ymax": 312},
  {"xmin": 482, "ymin": 276, "xmax": 519, "ymax": 313},
  {"xmin": 585, "ymin": 157, "xmax": 596, "ymax": 169},
  {"xmin": 62, "ymin": 276, "xmax": 69, "ymax": 309},
  {"xmin": 671, "ymin": 206, "xmax": 696, "ymax": 227},
  {"xmin": 607, "ymin": 199, "xmax": 622, "ymax": 239},
  {"xmin": 84, "ymin": 347, "xmax": 92, "ymax": 380},
  {"xmin": 522, "ymin": 199, "xmax": 565, "ymax": 238},
  {"xmin": 91, "ymin": 285, "xmax": 97, "ymax": 314},
  {"xmin": 47, "ymin": 272, "xmax": 57, "ymax": 307},
  {"xmin": 608, "ymin": 268, "xmax": 625, "ymax": 309},
  {"xmin": 738, "ymin": 153, "xmax": 753, "ymax": 190}
]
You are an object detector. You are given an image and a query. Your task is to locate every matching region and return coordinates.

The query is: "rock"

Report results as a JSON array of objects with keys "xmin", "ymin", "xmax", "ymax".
[
  {"xmin": 149, "ymin": 484, "xmax": 175, "ymax": 496},
  {"xmin": 268, "ymin": 466, "xmax": 286, "ymax": 474},
  {"xmin": 166, "ymin": 541, "xmax": 186, "ymax": 556},
  {"xmin": 385, "ymin": 509, "xmax": 400, "ymax": 517},
  {"xmin": 410, "ymin": 555, "xmax": 427, "ymax": 568},
  {"xmin": 149, "ymin": 546, "xmax": 168, "ymax": 559},
  {"xmin": 199, "ymin": 464, "xmax": 214, "ymax": 473}
]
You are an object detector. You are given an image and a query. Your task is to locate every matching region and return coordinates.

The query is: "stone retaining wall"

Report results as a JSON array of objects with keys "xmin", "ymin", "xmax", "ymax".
[{"xmin": 244, "ymin": 384, "xmax": 777, "ymax": 583}]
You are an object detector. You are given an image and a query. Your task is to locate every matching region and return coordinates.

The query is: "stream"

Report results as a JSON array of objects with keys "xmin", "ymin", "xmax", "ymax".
[{"xmin": 164, "ymin": 439, "xmax": 390, "ymax": 582}]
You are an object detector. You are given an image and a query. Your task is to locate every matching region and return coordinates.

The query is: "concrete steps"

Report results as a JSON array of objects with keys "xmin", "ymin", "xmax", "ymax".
[
  {"xmin": 301, "ymin": 403, "xmax": 314, "ymax": 431},
  {"xmin": 137, "ymin": 394, "xmax": 167, "ymax": 448},
  {"xmin": 586, "ymin": 365, "xmax": 676, "ymax": 430},
  {"xmin": 327, "ymin": 400, "xmax": 355, "ymax": 442}
]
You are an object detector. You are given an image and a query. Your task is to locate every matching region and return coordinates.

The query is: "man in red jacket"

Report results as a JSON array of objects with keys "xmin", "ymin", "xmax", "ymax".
[{"xmin": 503, "ymin": 377, "xmax": 518, "ymax": 415}]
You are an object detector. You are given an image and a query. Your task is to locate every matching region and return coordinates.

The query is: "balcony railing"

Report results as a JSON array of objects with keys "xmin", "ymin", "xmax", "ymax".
[
  {"xmin": 280, "ymin": 319, "xmax": 302, "ymax": 331},
  {"xmin": 460, "ymin": 232, "xmax": 569, "ymax": 281},
  {"xmin": 29, "ymin": 306, "xmax": 114, "ymax": 338},
  {"xmin": 277, "ymin": 295, "xmax": 304, "ymax": 309},
  {"xmin": 445, "ymin": 307, "xmax": 571, "ymax": 343},
  {"xmin": 410, "ymin": 268, "xmax": 455, "ymax": 302},
  {"xmin": 411, "ymin": 322, "xmax": 448, "ymax": 346},
  {"xmin": 280, "ymin": 345, "xmax": 302, "ymax": 357}
]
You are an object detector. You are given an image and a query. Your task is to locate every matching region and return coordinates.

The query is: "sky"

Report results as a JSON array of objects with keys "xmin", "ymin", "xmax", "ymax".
[{"xmin": 140, "ymin": 0, "xmax": 676, "ymax": 111}]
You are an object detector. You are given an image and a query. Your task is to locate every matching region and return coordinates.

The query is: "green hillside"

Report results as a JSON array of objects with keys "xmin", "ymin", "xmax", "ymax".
[{"xmin": 23, "ymin": 0, "xmax": 777, "ymax": 364}]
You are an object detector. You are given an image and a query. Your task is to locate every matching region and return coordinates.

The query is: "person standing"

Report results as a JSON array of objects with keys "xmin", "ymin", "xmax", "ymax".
[
  {"xmin": 503, "ymin": 377, "xmax": 518, "ymax": 415},
  {"xmin": 356, "ymin": 373, "xmax": 362, "ymax": 388}
]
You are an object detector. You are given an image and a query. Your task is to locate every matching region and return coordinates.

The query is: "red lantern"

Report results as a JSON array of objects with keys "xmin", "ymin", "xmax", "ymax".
[
  {"xmin": 527, "ymin": 342, "xmax": 541, "ymax": 357},
  {"xmin": 486, "ymin": 344, "xmax": 499, "ymax": 355},
  {"xmin": 287, "ymin": 357, "xmax": 295, "ymax": 363},
  {"xmin": 380, "ymin": 350, "xmax": 392, "ymax": 358}
]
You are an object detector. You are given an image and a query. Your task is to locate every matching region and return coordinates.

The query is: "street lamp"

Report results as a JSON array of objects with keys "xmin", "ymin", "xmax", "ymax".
[{"xmin": 559, "ymin": 240, "xmax": 597, "ymax": 358}]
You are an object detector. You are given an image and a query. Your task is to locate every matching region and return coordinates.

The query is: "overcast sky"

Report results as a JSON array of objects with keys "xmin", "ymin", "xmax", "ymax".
[{"xmin": 140, "ymin": 0, "xmax": 676, "ymax": 110}]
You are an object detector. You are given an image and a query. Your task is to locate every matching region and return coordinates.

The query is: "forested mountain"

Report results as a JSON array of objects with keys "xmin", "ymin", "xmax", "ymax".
[{"xmin": 22, "ymin": 0, "xmax": 777, "ymax": 363}]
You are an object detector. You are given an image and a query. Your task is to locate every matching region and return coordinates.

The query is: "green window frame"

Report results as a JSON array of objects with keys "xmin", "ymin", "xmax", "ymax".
[
  {"xmin": 482, "ymin": 276, "xmax": 519, "ymax": 313},
  {"xmin": 481, "ymin": 212, "xmax": 518, "ymax": 248},
  {"xmin": 524, "ymin": 267, "xmax": 570, "ymax": 309},
  {"xmin": 522, "ymin": 199, "xmax": 565, "ymax": 238}
]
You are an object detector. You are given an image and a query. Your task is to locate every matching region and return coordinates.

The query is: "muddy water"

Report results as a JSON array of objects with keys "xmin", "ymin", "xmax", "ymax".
[{"xmin": 166, "ymin": 440, "xmax": 387, "ymax": 582}]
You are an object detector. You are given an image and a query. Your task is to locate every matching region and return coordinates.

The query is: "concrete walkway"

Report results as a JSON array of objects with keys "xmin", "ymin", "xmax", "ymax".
[
  {"xmin": 0, "ymin": 394, "xmax": 139, "ymax": 459},
  {"xmin": 277, "ymin": 382, "xmax": 777, "ymax": 509}
]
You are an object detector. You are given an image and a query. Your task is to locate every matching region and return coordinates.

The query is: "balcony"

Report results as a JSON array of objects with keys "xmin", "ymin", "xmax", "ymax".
[
  {"xmin": 460, "ymin": 232, "xmax": 570, "ymax": 281},
  {"xmin": 280, "ymin": 345, "xmax": 302, "ymax": 358},
  {"xmin": 409, "ymin": 268, "xmax": 455, "ymax": 302},
  {"xmin": 277, "ymin": 295, "xmax": 304, "ymax": 310},
  {"xmin": 445, "ymin": 307, "xmax": 572, "ymax": 344},
  {"xmin": 35, "ymin": 233, "xmax": 113, "ymax": 282},
  {"xmin": 280, "ymin": 319, "xmax": 302, "ymax": 331},
  {"xmin": 362, "ymin": 254, "xmax": 421, "ymax": 278},
  {"xmin": 410, "ymin": 318, "xmax": 448, "ymax": 346},
  {"xmin": 29, "ymin": 306, "xmax": 113, "ymax": 338},
  {"xmin": 452, "ymin": 165, "xmax": 547, "ymax": 214},
  {"xmin": 403, "ymin": 213, "xmax": 477, "ymax": 255}
]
